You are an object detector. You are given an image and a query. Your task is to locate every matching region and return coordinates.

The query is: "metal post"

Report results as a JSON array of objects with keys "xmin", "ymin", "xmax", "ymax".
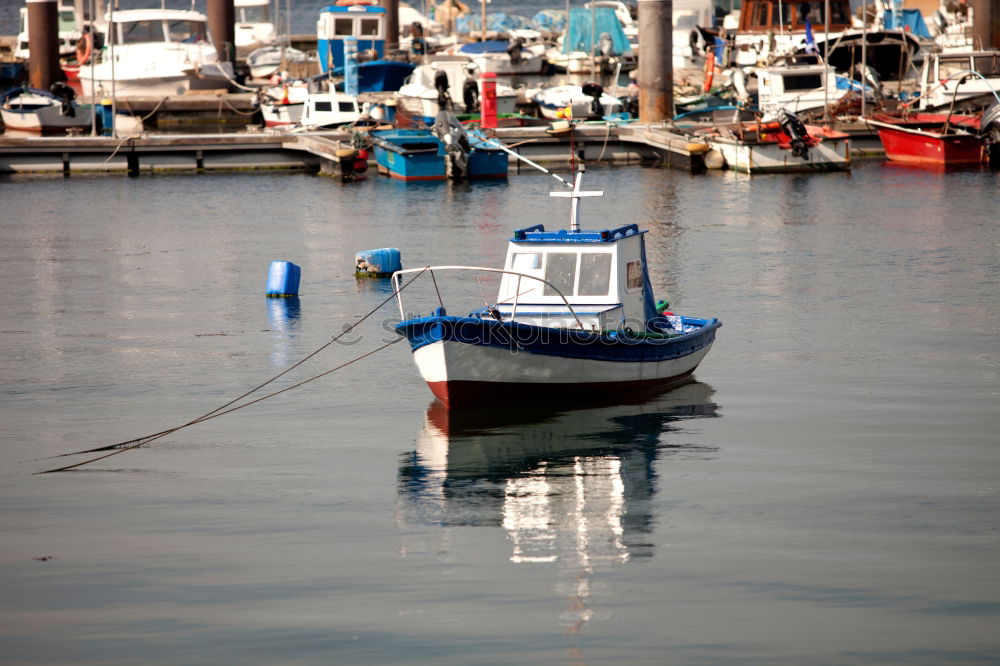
[
  {"xmin": 110, "ymin": 1, "xmax": 116, "ymax": 139},
  {"xmin": 27, "ymin": 0, "xmax": 61, "ymax": 90},
  {"xmin": 481, "ymin": 0, "xmax": 486, "ymax": 41},
  {"xmin": 637, "ymin": 0, "xmax": 673, "ymax": 123},
  {"xmin": 823, "ymin": 0, "xmax": 830, "ymax": 120},
  {"xmin": 860, "ymin": 0, "xmax": 866, "ymax": 118},
  {"xmin": 89, "ymin": 0, "xmax": 97, "ymax": 136}
]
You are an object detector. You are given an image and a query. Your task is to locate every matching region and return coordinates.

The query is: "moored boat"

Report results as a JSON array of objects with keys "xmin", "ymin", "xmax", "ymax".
[
  {"xmin": 1, "ymin": 85, "xmax": 92, "ymax": 134},
  {"xmin": 392, "ymin": 170, "xmax": 721, "ymax": 408},
  {"xmin": 866, "ymin": 106, "xmax": 1000, "ymax": 168}
]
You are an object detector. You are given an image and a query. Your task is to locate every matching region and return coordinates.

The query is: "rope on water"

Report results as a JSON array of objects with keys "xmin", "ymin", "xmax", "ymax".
[
  {"xmin": 37, "ymin": 338, "xmax": 403, "ymax": 474},
  {"xmin": 37, "ymin": 268, "xmax": 428, "ymax": 473}
]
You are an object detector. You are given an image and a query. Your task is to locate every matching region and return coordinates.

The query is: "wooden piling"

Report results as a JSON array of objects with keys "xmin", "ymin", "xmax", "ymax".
[
  {"xmin": 637, "ymin": 0, "xmax": 673, "ymax": 123},
  {"xmin": 27, "ymin": 0, "xmax": 61, "ymax": 91},
  {"xmin": 206, "ymin": 0, "xmax": 236, "ymax": 69}
]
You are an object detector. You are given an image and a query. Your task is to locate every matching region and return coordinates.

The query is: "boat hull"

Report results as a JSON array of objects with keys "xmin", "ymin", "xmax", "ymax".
[
  {"xmin": 398, "ymin": 315, "xmax": 719, "ymax": 408},
  {"xmin": 874, "ymin": 126, "xmax": 985, "ymax": 167},
  {"xmin": 708, "ymin": 134, "xmax": 851, "ymax": 174}
]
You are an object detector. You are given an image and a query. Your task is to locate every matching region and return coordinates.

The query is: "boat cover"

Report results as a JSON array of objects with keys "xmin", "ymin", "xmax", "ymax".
[
  {"xmin": 883, "ymin": 9, "xmax": 931, "ymax": 39},
  {"xmin": 562, "ymin": 8, "xmax": 630, "ymax": 55}
]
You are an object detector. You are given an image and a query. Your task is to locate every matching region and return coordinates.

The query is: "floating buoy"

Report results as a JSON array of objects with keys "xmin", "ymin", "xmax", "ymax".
[
  {"xmin": 703, "ymin": 148, "xmax": 726, "ymax": 170},
  {"xmin": 266, "ymin": 260, "xmax": 301, "ymax": 297},
  {"xmin": 355, "ymin": 248, "xmax": 401, "ymax": 278}
]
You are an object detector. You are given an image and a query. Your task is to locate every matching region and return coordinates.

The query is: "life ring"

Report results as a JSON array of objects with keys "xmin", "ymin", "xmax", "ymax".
[
  {"xmin": 703, "ymin": 51, "xmax": 715, "ymax": 93},
  {"xmin": 76, "ymin": 32, "xmax": 93, "ymax": 66}
]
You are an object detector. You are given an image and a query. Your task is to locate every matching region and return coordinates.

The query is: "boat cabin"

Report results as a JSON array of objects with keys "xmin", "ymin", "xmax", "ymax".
[
  {"xmin": 105, "ymin": 9, "xmax": 210, "ymax": 46},
  {"xmin": 317, "ymin": 5, "xmax": 386, "ymax": 73},
  {"xmin": 494, "ymin": 224, "xmax": 655, "ymax": 332},
  {"xmin": 737, "ymin": 0, "xmax": 852, "ymax": 33}
]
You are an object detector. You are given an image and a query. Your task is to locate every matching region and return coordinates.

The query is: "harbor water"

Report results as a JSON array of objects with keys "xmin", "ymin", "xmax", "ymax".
[{"xmin": 1, "ymin": 163, "xmax": 998, "ymax": 664}]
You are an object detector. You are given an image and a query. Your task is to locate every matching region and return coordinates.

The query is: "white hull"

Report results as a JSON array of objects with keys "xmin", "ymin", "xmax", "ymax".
[
  {"xmin": 465, "ymin": 49, "xmax": 547, "ymax": 75},
  {"xmin": 261, "ymin": 103, "xmax": 303, "ymax": 127},
  {"xmin": 413, "ymin": 339, "xmax": 713, "ymax": 387},
  {"xmin": 395, "ymin": 91, "xmax": 518, "ymax": 119},
  {"xmin": 708, "ymin": 135, "xmax": 851, "ymax": 173},
  {"xmin": 80, "ymin": 65, "xmax": 232, "ymax": 98}
]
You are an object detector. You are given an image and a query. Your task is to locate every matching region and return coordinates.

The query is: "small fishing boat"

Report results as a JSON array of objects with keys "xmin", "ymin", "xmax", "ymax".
[
  {"xmin": 449, "ymin": 33, "xmax": 548, "ymax": 75},
  {"xmin": 693, "ymin": 111, "xmax": 851, "ymax": 174},
  {"xmin": 1, "ymin": 85, "xmax": 92, "ymax": 134},
  {"xmin": 247, "ymin": 45, "xmax": 309, "ymax": 80},
  {"xmin": 298, "ymin": 91, "xmax": 362, "ymax": 129},
  {"xmin": 257, "ymin": 80, "xmax": 309, "ymax": 127},
  {"xmin": 317, "ymin": 3, "xmax": 416, "ymax": 92},
  {"xmin": 866, "ymin": 105, "xmax": 1000, "ymax": 168},
  {"xmin": 532, "ymin": 83, "xmax": 622, "ymax": 120},
  {"xmin": 369, "ymin": 116, "xmax": 508, "ymax": 181},
  {"xmin": 395, "ymin": 58, "xmax": 518, "ymax": 123},
  {"xmin": 392, "ymin": 170, "xmax": 721, "ymax": 408}
]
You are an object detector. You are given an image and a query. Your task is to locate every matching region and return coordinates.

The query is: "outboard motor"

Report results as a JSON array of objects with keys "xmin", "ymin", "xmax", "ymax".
[
  {"xmin": 49, "ymin": 81, "xmax": 76, "ymax": 117},
  {"xmin": 433, "ymin": 69, "xmax": 451, "ymax": 111},
  {"xmin": 505, "ymin": 37, "xmax": 524, "ymax": 65},
  {"xmin": 779, "ymin": 110, "xmax": 810, "ymax": 159},
  {"xmin": 980, "ymin": 101, "xmax": 1000, "ymax": 169},
  {"xmin": 598, "ymin": 32, "xmax": 614, "ymax": 57},
  {"xmin": 411, "ymin": 21, "xmax": 426, "ymax": 55},
  {"xmin": 462, "ymin": 77, "xmax": 480, "ymax": 113},
  {"xmin": 581, "ymin": 81, "xmax": 605, "ymax": 117},
  {"xmin": 432, "ymin": 111, "xmax": 471, "ymax": 179}
]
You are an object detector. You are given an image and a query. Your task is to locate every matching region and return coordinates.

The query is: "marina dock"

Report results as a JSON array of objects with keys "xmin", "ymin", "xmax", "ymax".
[{"xmin": 0, "ymin": 123, "xmax": 706, "ymax": 176}]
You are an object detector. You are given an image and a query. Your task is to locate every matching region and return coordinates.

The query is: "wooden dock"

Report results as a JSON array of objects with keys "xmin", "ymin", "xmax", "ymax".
[{"xmin": 0, "ymin": 123, "xmax": 705, "ymax": 177}]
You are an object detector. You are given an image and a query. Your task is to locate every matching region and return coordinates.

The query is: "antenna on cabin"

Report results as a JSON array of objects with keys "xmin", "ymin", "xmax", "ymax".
[{"xmin": 549, "ymin": 166, "xmax": 603, "ymax": 232}]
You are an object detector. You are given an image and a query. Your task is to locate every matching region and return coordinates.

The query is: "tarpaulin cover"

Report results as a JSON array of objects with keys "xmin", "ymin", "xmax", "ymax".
[
  {"xmin": 562, "ymin": 7, "xmax": 630, "ymax": 55},
  {"xmin": 883, "ymin": 9, "xmax": 932, "ymax": 39}
]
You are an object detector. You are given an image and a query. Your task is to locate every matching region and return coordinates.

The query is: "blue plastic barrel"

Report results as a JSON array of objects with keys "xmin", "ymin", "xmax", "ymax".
[
  {"xmin": 355, "ymin": 248, "xmax": 402, "ymax": 278},
  {"xmin": 266, "ymin": 260, "xmax": 301, "ymax": 297}
]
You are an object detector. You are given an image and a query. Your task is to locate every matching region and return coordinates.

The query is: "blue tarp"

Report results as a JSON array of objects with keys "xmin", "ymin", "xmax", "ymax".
[
  {"xmin": 562, "ymin": 8, "xmax": 630, "ymax": 55},
  {"xmin": 459, "ymin": 40, "xmax": 511, "ymax": 54},
  {"xmin": 454, "ymin": 12, "xmax": 531, "ymax": 34},
  {"xmin": 531, "ymin": 9, "xmax": 567, "ymax": 32},
  {"xmin": 883, "ymin": 9, "xmax": 932, "ymax": 39}
]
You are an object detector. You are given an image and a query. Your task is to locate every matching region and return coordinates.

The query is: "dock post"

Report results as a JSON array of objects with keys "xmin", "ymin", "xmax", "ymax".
[
  {"xmin": 972, "ymin": 0, "xmax": 1000, "ymax": 49},
  {"xmin": 637, "ymin": 0, "xmax": 673, "ymax": 123},
  {"xmin": 26, "ymin": 0, "xmax": 61, "ymax": 91},
  {"xmin": 384, "ymin": 0, "xmax": 400, "ymax": 53},
  {"xmin": 206, "ymin": 0, "xmax": 236, "ymax": 75}
]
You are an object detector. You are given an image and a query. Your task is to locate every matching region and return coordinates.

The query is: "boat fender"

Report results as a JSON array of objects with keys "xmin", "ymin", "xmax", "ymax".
[
  {"xmin": 703, "ymin": 51, "xmax": 715, "ymax": 93},
  {"xmin": 686, "ymin": 142, "xmax": 711, "ymax": 154},
  {"xmin": 703, "ymin": 148, "xmax": 726, "ymax": 170},
  {"xmin": 76, "ymin": 29, "xmax": 93, "ymax": 66}
]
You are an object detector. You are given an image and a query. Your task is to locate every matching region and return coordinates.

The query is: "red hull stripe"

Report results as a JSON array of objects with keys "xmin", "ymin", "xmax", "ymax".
[{"xmin": 427, "ymin": 369, "xmax": 697, "ymax": 408}]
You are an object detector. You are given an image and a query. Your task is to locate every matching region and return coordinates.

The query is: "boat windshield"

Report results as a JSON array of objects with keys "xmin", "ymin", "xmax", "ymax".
[
  {"xmin": 167, "ymin": 20, "xmax": 208, "ymax": 43},
  {"xmin": 238, "ymin": 7, "xmax": 269, "ymax": 23},
  {"xmin": 120, "ymin": 20, "xmax": 164, "ymax": 44}
]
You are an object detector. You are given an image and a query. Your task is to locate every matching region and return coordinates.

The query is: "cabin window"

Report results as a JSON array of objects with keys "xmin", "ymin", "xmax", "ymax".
[
  {"xmin": 339, "ymin": 101, "xmax": 357, "ymax": 112},
  {"xmin": 578, "ymin": 253, "xmax": 612, "ymax": 296},
  {"xmin": 167, "ymin": 20, "xmax": 207, "ymax": 43},
  {"xmin": 511, "ymin": 253, "xmax": 541, "ymax": 271},
  {"xmin": 776, "ymin": 2, "xmax": 793, "ymax": 25},
  {"xmin": 974, "ymin": 55, "xmax": 1000, "ymax": 77},
  {"xmin": 783, "ymin": 73, "xmax": 823, "ymax": 91},
  {"xmin": 239, "ymin": 6, "xmax": 269, "ymax": 23},
  {"xmin": 938, "ymin": 57, "xmax": 969, "ymax": 79},
  {"xmin": 58, "ymin": 11, "xmax": 76, "ymax": 32},
  {"xmin": 121, "ymin": 20, "xmax": 161, "ymax": 44},
  {"xmin": 334, "ymin": 18, "xmax": 354, "ymax": 36},
  {"xmin": 750, "ymin": 2, "xmax": 770, "ymax": 27},
  {"xmin": 544, "ymin": 253, "xmax": 577, "ymax": 297},
  {"xmin": 360, "ymin": 18, "xmax": 381, "ymax": 37},
  {"xmin": 314, "ymin": 101, "xmax": 332, "ymax": 112},
  {"xmin": 626, "ymin": 260, "xmax": 643, "ymax": 291}
]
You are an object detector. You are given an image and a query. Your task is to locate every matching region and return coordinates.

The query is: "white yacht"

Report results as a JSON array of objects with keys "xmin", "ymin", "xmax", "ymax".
[
  {"xmin": 395, "ymin": 58, "xmax": 518, "ymax": 123},
  {"xmin": 79, "ymin": 9, "xmax": 234, "ymax": 98},
  {"xmin": 235, "ymin": 0, "xmax": 278, "ymax": 54}
]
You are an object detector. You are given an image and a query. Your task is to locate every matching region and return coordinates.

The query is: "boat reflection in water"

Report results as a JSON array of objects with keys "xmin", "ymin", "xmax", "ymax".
[
  {"xmin": 397, "ymin": 381, "xmax": 719, "ymax": 630},
  {"xmin": 265, "ymin": 296, "xmax": 301, "ymax": 367}
]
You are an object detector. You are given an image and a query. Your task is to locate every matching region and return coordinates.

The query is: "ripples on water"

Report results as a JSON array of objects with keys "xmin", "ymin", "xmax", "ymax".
[{"xmin": 0, "ymin": 163, "xmax": 998, "ymax": 664}]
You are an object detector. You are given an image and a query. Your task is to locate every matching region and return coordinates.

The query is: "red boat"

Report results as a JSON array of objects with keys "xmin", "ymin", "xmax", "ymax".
[{"xmin": 867, "ymin": 112, "xmax": 987, "ymax": 168}]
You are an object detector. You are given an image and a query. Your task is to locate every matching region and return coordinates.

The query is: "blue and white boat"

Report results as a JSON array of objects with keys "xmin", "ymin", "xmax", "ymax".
[
  {"xmin": 369, "ymin": 118, "xmax": 508, "ymax": 181},
  {"xmin": 316, "ymin": 4, "xmax": 414, "ymax": 92},
  {"xmin": 392, "ymin": 171, "xmax": 721, "ymax": 408}
]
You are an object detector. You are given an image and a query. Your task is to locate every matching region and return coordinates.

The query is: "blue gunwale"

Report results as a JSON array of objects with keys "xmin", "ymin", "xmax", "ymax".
[{"xmin": 395, "ymin": 314, "xmax": 721, "ymax": 363}]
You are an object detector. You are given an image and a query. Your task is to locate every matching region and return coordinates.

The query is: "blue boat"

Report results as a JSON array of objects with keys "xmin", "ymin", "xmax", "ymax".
[
  {"xmin": 369, "ymin": 119, "xmax": 509, "ymax": 181},
  {"xmin": 392, "ymin": 170, "xmax": 721, "ymax": 408},
  {"xmin": 316, "ymin": 4, "xmax": 414, "ymax": 92}
]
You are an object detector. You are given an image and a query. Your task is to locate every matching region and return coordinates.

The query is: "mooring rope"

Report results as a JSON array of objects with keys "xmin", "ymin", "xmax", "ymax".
[
  {"xmin": 37, "ymin": 338, "xmax": 403, "ymax": 474},
  {"xmin": 38, "ymin": 268, "xmax": 427, "ymax": 473}
]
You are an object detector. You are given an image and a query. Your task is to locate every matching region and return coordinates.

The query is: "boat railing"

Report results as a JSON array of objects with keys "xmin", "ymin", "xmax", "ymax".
[{"xmin": 392, "ymin": 265, "xmax": 586, "ymax": 330}]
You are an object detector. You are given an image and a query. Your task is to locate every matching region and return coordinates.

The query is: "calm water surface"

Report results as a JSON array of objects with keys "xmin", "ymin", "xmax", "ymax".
[{"xmin": 1, "ymin": 163, "xmax": 998, "ymax": 665}]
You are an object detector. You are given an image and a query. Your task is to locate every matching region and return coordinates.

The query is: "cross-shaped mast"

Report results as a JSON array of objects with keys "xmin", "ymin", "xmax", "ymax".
[{"xmin": 549, "ymin": 169, "xmax": 603, "ymax": 232}]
